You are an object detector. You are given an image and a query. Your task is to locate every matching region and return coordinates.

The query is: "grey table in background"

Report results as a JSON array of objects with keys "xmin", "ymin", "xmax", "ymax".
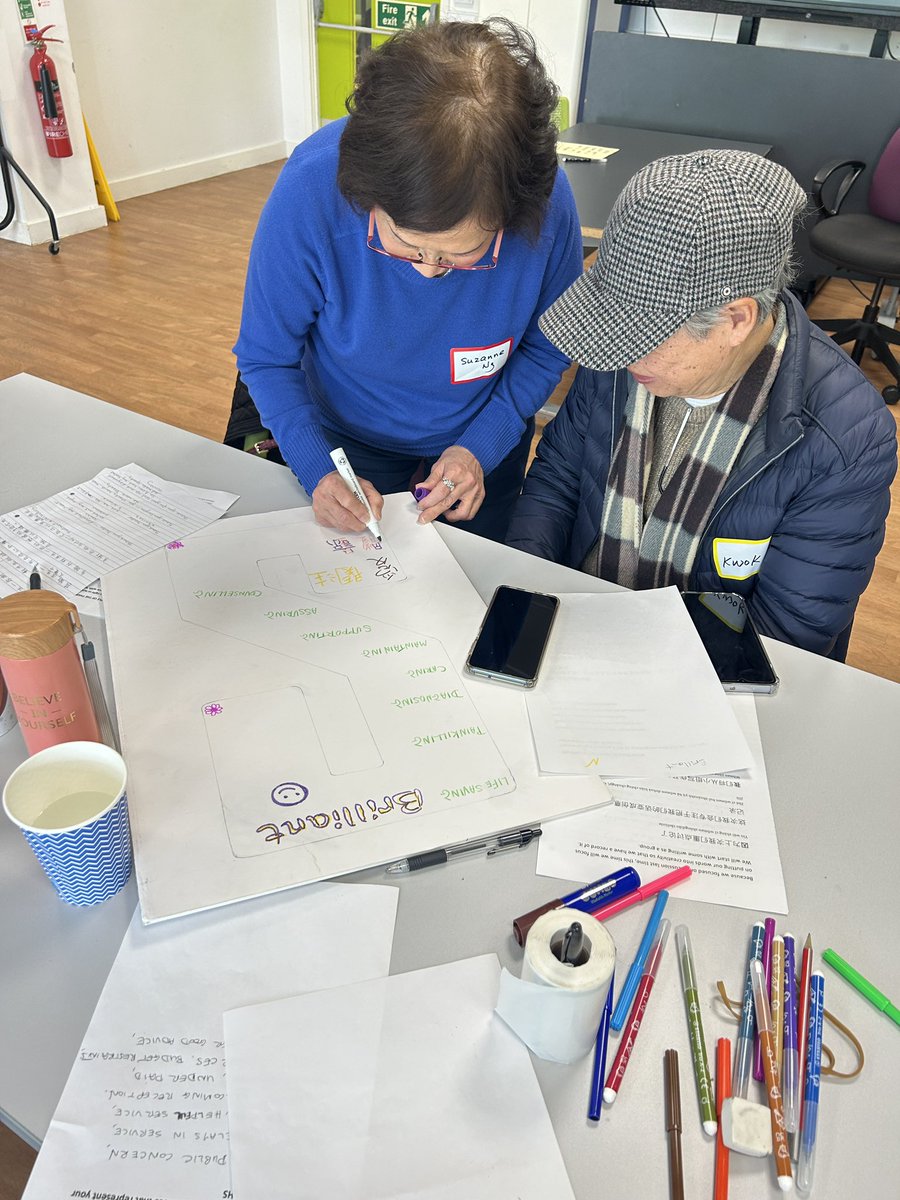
[
  {"xmin": 1, "ymin": 374, "xmax": 898, "ymax": 1198},
  {"xmin": 561, "ymin": 122, "xmax": 772, "ymax": 241}
]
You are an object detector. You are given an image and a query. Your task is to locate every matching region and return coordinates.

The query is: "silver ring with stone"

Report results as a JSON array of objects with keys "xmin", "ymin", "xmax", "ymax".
[{"xmin": 442, "ymin": 477, "xmax": 456, "ymax": 493}]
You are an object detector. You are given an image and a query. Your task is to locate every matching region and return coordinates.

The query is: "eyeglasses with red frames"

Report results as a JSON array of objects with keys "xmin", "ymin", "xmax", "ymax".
[{"xmin": 366, "ymin": 211, "xmax": 503, "ymax": 271}]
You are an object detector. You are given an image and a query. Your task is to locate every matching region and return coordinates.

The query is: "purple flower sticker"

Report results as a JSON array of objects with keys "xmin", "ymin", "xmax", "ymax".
[
  {"xmin": 167, "ymin": 540, "xmax": 185, "ymax": 550},
  {"xmin": 203, "ymin": 702, "xmax": 224, "ymax": 717}
]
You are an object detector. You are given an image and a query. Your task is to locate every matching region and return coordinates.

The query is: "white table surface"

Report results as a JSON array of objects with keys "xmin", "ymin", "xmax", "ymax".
[{"xmin": 2, "ymin": 374, "xmax": 899, "ymax": 1198}]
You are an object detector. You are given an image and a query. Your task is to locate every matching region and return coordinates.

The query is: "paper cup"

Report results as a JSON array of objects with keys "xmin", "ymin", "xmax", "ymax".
[{"xmin": 2, "ymin": 741, "xmax": 131, "ymax": 906}]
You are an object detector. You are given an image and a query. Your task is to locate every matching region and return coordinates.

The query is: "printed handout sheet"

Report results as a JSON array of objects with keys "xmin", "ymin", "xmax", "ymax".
[
  {"xmin": 103, "ymin": 496, "xmax": 609, "ymax": 922},
  {"xmin": 224, "ymin": 954, "xmax": 576, "ymax": 1200},
  {"xmin": 536, "ymin": 696, "xmax": 787, "ymax": 913},
  {"xmin": 0, "ymin": 463, "xmax": 238, "ymax": 615},
  {"xmin": 21, "ymin": 883, "xmax": 399, "ymax": 1200},
  {"xmin": 526, "ymin": 587, "xmax": 753, "ymax": 778}
]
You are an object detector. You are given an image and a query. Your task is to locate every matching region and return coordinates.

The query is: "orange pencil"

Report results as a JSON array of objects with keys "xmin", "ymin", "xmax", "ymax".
[
  {"xmin": 714, "ymin": 1037, "xmax": 731, "ymax": 1200},
  {"xmin": 750, "ymin": 959, "xmax": 793, "ymax": 1191}
]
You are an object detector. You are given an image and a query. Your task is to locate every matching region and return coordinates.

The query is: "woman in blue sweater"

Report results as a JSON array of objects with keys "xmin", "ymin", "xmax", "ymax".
[{"xmin": 233, "ymin": 19, "xmax": 582, "ymax": 543}]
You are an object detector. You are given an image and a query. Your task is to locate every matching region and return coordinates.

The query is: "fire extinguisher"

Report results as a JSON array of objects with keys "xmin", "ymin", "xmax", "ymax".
[{"xmin": 28, "ymin": 26, "xmax": 73, "ymax": 159}]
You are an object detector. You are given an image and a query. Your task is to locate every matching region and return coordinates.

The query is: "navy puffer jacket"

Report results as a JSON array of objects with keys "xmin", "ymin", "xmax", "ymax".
[{"xmin": 507, "ymin": 292, "xmax": 897, "ymax": 658}]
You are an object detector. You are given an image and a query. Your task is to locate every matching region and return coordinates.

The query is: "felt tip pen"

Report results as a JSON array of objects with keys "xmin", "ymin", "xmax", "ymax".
[
  {"xmin": 771, "ymin": 935, "xmax": 785, "ymax": 1079},
  {"xmin": 587, "ymin": 864, "xmax": 692, "ymax": 922},
  {"xmin": 754, "ymin": 917, "xmax": 776, "ymax": 1082},
  {"xmin": 675, "ymin": 924, "xmax": 716, "ymax": 1135},
  {"xmin": 822, "ymin": 947, "xmax": 900, "ymax": 1026},
  {"xmin": 750, "ymin": 959, "xmax": 793, "ymax": 1192},
  {"xmin": 329, "ymin": 447, "xmax": 382, "ymax": 541},
  {"xmin": 796, "ymin": 973, "xmax": 825, "ymax": 1196},
  {"xmin": 386, "ymin": 827, "xmax": 541, "ymax": 874},
  {"xmin": 414, "ymin": 485, "xmax": 431, "ymax": 501},
  {"xmin": 29, "ymin": 565, "xmax": 41, "ymax": 589},
  {"xmin": 793, "ymin": 933, "xmax": 813, "ymax": 1158},
  {"xmin": 782, "ymin": 934, "xmax": 800, "ymax": 1135},
  {"xmin": 611, "ymin": 889, "xmax": 669, "ymax": 1031},
  {"xmin": 733, "ymin": 921, "xmax": 766, "ymax": 1100},
  {"xmin": 714, "ymin": 1038, "xmax": 732, "ymax": 1200},
  {"xmin": 588, "ymin": 971, "xmax": 615, "ymax": 1121},
  {"xmin": 512, "ymin": 866, "xmax": 640, "ymax": 946},
  {"xmin": 604, "ymin": 919, "xmax": 670, "ymax": 1104},
  {"xmin": 664, "ymin": 1049, "xmax": 685, "ymax": 1200}
]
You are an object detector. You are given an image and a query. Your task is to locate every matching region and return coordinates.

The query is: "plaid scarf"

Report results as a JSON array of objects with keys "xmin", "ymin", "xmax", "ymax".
[{"xmin": 594, "ymin": 304, "xmax": 787, "ymax": 591}]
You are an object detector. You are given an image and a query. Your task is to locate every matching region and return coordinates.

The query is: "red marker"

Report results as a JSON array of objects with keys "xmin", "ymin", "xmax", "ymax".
[
  {"xmin": 588, "ymin": 865, "xmax": 692, "ymax": 921},
  {"xmin": 604, "ymin": 919, "xmax": 671, "ymax": 1104}
]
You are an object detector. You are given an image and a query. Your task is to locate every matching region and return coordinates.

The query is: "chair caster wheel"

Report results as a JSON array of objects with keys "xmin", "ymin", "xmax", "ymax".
[{"xmin": 883, "ymin": 385, "xmax": 899, "ymax": 405}]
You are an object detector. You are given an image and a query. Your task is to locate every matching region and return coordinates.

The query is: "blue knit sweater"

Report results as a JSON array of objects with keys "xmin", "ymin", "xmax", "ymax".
[{"xmin": 234, "ymin": 119, "xmax": 582, "ymax": 495}]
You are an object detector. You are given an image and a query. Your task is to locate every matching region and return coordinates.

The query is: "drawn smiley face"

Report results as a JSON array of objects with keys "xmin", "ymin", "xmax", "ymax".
[{"xmin": 270, "ymin": 781, "xmax": 309, "ymax": 807}]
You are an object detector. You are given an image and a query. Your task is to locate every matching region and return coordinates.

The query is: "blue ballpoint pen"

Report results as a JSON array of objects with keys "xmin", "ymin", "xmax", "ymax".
[
  {"xmin": 732, "ymin": 921, "xmax": 766, "ymax": 1099},
  {"xmin": 588, "ymin": 971, "xmax": 615, "ymax": 1121},
  {"xmin": 797, "ymin": 972, "xmax": 825, "ymax": 1196},
  {"xmin": 610, "ymin": 889, "xmax": 669, "ymax": 1031}
]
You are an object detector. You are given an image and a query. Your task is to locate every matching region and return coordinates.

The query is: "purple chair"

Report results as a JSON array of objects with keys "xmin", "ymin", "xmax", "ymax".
[{"xmin": 809, "ymin": 128, "xmax": 900, "ymax": 405}]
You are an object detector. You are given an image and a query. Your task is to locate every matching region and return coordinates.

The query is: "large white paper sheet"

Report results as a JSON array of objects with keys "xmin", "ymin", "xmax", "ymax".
[
  {"xmin": 0, "ymin": 463, "xmax": 238, "ymax": 615},
  {"xmin": 224, "ymin": 954, "xmax": 575, "ymax": 1200},
  {"xmin": 22, "ymin": 883, "xmax": 398, "ymax": 1200},
  {"xmin": 535, "ymin": 696, "xmax": 787, "ymax": 912},
  {"xmin": 103, "ymin": 496, "xmax": 609, "ymax": 922},
  {"xmin": 526, "ymin": 588, "xmax": 752, "ymax": 777}
]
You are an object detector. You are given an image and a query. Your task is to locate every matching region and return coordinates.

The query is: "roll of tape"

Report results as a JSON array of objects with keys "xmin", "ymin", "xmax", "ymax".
[{"xmin": 495, "ymin": 911, "xmax": 615, "ymax": 1064}]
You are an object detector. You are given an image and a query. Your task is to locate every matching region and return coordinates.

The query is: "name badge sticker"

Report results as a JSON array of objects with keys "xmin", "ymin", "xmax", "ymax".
[
  {"xmin": 450, "ymin": 338, "xmax": 512, "ymax": 384},
  {"xmin": 713, "ymin": 537, "xmax": 771, "ymax": 580}
]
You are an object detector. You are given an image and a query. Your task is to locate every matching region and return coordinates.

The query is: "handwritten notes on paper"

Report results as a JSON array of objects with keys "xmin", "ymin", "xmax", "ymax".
[
  {"xmin": 0, "ymin": 464, "xmax": 238, "ymax": 614},
  {"xmin": 536, "ymin": 697, "xmax": 787, "ymax": 913},
  {"xmin": 526, "ymin": 589, "xmax": 752, "ymax": 778},
  {"xmin": 102, "ymin": 498, "xmax": 607, "ymax": 921},
  {"xmin": 224, "ymin": 955, "xmax": 576, "ymax": 1200},
  {"xmin": 22, "ymin": 884, "xmax": 398, "ymax": 1200}
]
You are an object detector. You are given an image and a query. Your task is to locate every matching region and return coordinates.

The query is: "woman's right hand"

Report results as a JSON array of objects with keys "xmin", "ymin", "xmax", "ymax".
[{"xmin": 312, "ymin": 471, "xmax": 384, "ymax": 532}]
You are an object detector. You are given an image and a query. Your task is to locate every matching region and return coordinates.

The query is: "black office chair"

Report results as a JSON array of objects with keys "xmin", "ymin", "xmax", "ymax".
[{"xmin": 809, "ymin": 129, "xmax": 900, "ymax": 405}]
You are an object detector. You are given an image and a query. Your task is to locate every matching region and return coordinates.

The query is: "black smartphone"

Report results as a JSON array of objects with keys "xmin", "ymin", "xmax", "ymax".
[
  {"xmin": 681, "ymin": 591, "xmax": 779, "ymax": 695},
  {"xmin": 465, "ymin": 585, "xmax": 560, "ymax": 688}
]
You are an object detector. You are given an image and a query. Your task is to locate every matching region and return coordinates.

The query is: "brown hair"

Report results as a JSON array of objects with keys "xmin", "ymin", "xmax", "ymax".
[{"xmin": 337, "ymin": 19, "xmax": 560, "ymax": 240}]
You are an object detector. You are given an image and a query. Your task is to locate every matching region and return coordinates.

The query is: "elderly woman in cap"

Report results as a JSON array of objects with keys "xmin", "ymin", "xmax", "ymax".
[
  {"xmin": 507, "ymin": 151, "xmax": 897, "ymax": 658},
  {"xmin": 232, "ymin": 19, "xmax": 581, "ymax": 544}
]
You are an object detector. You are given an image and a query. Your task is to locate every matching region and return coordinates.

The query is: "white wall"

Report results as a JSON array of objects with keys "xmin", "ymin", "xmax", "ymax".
[
  {"xmin": 444, "ymin": 1, "xmax": 591, "ymax": 114},
  {"xmin": 0, "ymin": 0, "xmax": 106, "ymax": 245},
  {"xmin": 64, "ymin": 0, "xmax": 316, "ymax": 201}
]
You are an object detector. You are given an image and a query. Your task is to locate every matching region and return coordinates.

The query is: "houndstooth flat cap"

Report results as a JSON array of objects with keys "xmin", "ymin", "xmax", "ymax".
[{"xmin": 541, "ymin": 150, "xmax": 807, "ymax": 372}]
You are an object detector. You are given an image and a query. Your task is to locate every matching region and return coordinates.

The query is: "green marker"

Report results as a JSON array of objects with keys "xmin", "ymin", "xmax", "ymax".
[
  {"xmin": 675, "ymin": 924, "xmax": 717, "ymax": 1134},
  {"xmin": 823, "ymin": 948, "xmax": 900, "ymax": 1027}
]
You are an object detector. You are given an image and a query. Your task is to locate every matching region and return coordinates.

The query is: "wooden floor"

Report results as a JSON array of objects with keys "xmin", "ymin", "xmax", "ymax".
[{"xmin": 0, "ymin": 163, "xmax": 898, "ymax": 1196}]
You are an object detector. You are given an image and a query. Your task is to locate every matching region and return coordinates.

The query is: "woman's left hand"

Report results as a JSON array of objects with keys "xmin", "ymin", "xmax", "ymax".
[{"xmin": 416, "ymin": 446, "xmax": 485, "ymax": 525}]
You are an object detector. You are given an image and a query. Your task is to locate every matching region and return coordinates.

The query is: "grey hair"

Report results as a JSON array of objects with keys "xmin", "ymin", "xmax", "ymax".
[{"xmin": 681, "ymin": 253, "xmax": 798, "ymax": 341}]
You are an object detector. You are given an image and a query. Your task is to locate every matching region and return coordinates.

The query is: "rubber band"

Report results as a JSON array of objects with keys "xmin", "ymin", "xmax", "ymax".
[{"xmin": 715, "ymin": 979, "xmax": 864, "ymax": 1080}]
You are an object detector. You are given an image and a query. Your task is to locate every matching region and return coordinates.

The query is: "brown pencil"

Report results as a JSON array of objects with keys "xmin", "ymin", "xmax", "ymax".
[{"xmin": 664, "ymin": 1049, "xmax": 685, "ymax": 1200}]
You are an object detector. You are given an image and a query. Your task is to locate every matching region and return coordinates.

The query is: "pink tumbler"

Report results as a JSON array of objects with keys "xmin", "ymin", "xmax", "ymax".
[{"xmin": 0, "ymin": 590, "xmax": 101, "ymax": 755}]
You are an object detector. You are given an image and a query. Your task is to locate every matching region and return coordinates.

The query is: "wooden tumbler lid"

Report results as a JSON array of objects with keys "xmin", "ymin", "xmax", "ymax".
[{"xmin": 0, "ymin": 590, "xmax": 80, "ymax": 660}]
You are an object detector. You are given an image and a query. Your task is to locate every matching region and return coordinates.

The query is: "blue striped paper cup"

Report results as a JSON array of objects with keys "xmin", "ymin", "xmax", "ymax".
[{"xmin": 2, "ymin": 741, "xmax": 131, "ymax": 907}]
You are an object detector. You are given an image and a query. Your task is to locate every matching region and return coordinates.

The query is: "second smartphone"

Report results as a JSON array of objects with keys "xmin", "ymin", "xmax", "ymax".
[{"xmin": 465, "ymin": 585, "xmax": 559, "ymax": 688}]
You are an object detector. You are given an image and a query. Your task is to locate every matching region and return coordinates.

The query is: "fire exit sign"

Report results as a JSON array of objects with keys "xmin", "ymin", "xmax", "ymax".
[{"xmin": 373, "ymin": 2, "xmax": 436, "ymax": 32}]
